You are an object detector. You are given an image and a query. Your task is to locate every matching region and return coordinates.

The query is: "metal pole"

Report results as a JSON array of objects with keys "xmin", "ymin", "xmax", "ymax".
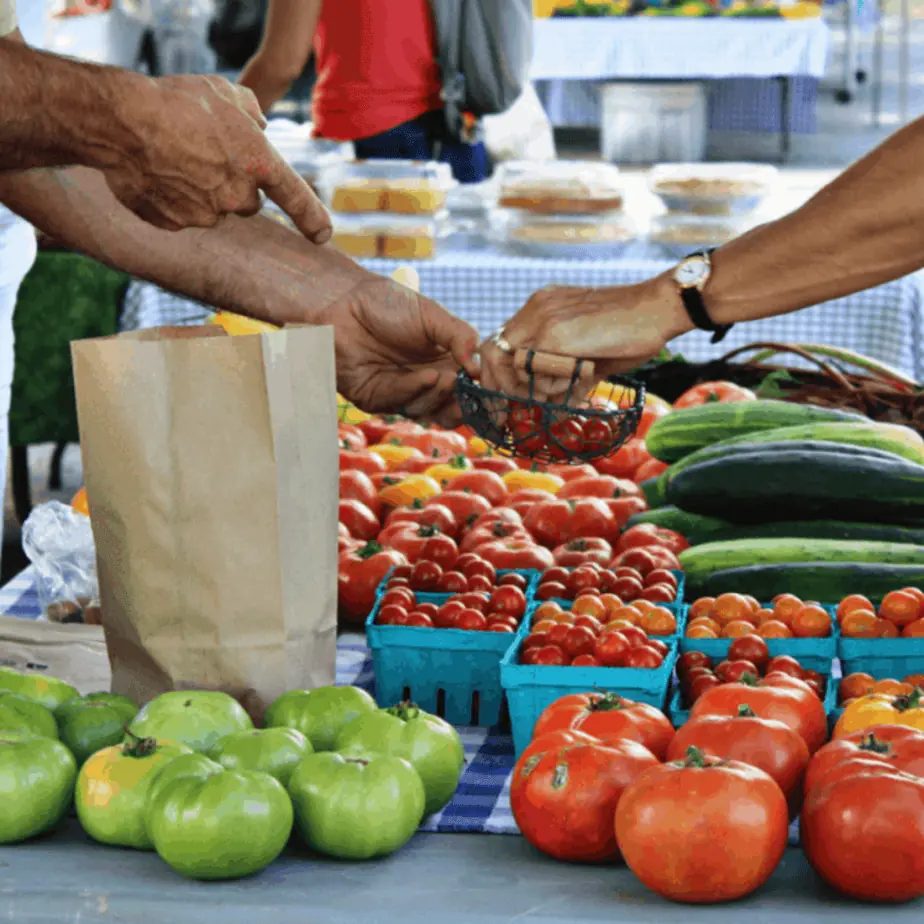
[{"xmin": 899, "ymin": 0, "xmax": 911, "ymax": 123}]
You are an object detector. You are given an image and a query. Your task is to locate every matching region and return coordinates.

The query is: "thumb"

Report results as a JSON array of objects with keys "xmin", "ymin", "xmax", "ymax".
[{"xmin": 423, "ymin": 301, "xmax": 480, "ymax": 377}]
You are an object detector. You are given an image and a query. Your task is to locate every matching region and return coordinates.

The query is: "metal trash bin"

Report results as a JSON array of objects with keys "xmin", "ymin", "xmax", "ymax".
[{"xmin": 600, "ymin": 82, "xmax": 708, "ymax": 164}]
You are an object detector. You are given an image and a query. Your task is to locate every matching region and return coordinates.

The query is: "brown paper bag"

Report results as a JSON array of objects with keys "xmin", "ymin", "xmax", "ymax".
[
  {"xmin": 70, "ymin": 324, "xmax": 339, "ymax": 721},
  {"xmin": 0, "ymin": 616, "xmax": 111, "ymax": 695}
]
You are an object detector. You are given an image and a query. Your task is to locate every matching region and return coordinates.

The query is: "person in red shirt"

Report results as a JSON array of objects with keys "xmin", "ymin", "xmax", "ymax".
[{"xmin": 240, "ymin": 0, "xmax": 490, "ymax": 183}]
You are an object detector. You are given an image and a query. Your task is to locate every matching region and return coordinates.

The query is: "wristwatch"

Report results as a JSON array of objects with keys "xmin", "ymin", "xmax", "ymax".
[{"xmin": 672, "ymin": 250, "xmax": 733, "ymax": 344}]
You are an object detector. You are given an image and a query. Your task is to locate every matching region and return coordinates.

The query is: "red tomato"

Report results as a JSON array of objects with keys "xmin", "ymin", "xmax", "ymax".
[
  {"xmin": 765, "ymin": 655, "xmax": 805, "ymax": 679},
  {"xmin": 677, "ymin": 651, "xmax": 713, "ymax": 676},
  {"xmin": 384, "ymin": 526, "xmax": 459, "ymax": 569},
  {"xmin": 568, "ymin": 567, "xmax": 602, "ymax": 597},
  {"xmin": 645, "ymin": 568, "xmax": 679, "ymax": 589},
  {"xmin": 459, "ymin": 520, "xmax": 531, "ymax": 554},
  {"xmin": 535, "ymin": 582, "xmax": 567, "ymax": 601},
  {"xmin": 633, "ymin": 457, "xmax": 670, "ymax": 483},
  {"xmin": 532, "ymin": 692, "xmax": 675, "ymax": 760},
  {"xmin": 593, "ymin": 631, "xmax": 629, "ymax": 666},
  {"xmin": 647, "ymin": 638, "xmax": 669, "ymax": 656},
  {"xmin": 385, "ymin": 503, "xmax": 457, "ymax": 537},
  {"xmin": 376, "ymin": 603, "xmax": 409, "ymax": 626},
  {"xmin": 339, "ymin": 470, "xmax": 381, "ymax": 518},
  {"xmin": 356, "ymin": 417, "xmax": 392, "ymax": 446},
  {"xmin": 622, "ymin": 646, "xmax": 664, "ymax": 669},
  {"xmin": 689, "ymin": 672, "xmax": 722, "ymax": 702},
  {"xmin": 489, "ymin": 585, "xmax": 527, "ymax": 619},
  {"xmin": 498, "ymin": 573, "xmax": 527, "ymax": 590},
  {"xmin": 558, "ymin": 475, "xmax": 642, "ymax": 501},
  {"xmin": 473, "ymin": 455, "xmax": 519, "ymax": 475},
  {"xmin": 540, "ymin": 566, "xmax": 570, "ymax": 586},
  {"xmin": 435, "ymin": 570, "xmax": 469, "ymax": 594},
  {"xmin": 547, "ymin": 418, "xmax": 585, "ymax": 460},
  {"xmin": 673, "ymin": 381, "xmax": 757, "ymax": 408},
  {"xmin": 615, "ymin": 750, "xmax": 788, "ymax": 903},
  {"xmin": 370, "ymin": 471, "xmax": 412, "ymax": 492},
  {"xmin": 410, "ymin": 561, "xmax": 442, "ymax": 591},
  {"xmin": 616, "ymin": 524, "xmax": 690, "ymax": 556},
  {"xmin": 510, "ymin": 740, "xmax": 659, "ymax": 863},
  {"xmin": 533, "ymin": 645, "xmax": 568, "ymax": 666},
  {"xmin": 570, "ymin": 654, "xmax": 601, "ymax": 666},
  {"xmin": 612, "ymin": 546, "xmax": 680, "ymax": 576},
  {"xmin": 715, "ymin": 659, "xmax": 760, "ymax": 684},
  {"xmin": 404, "ymin": 611, "xmax": 434, "ymax": 628},
  {"xmin": 690, "ymin": 676, "xmax": 828, "ymax": 753},
  {"xmin": 635, "ymin": 402, "xmax": 671, "ymax": 439},
  {"xmin": 474, "ymin": 540, "xmax": 555, "ymax": 571},
  {"xmin": 446, "ymin": 471, "xmax": 508, "ymax": 506},
  {"xmin": 611, "ymin": 575, "xmax": 644, "ymax": 601},
  {"xmin": 486, "ymin": 622, "xmax": 515, "ymax": 634},
  {"xmin": 666, "ymin": 710, "xmax": 810, "ymax": 819},
  {"xmin": 455, "ymin": 592, "xmax": 490, "ymax": 612},
  {"xmin": 456, "ymin": 608, "xmax": 488, "ymax": 631},
  {"xmin": 339, "ymin": 449, "xmax": 388, "ymax": 477},
  {"xmin": 594, "ymin": 438, "xmax": 650, "ymax": 479},
  {"xmin": 580, "ymin": 417, "xmax": 617, "ymax": 455},
  {"xmin": 523, "ymin": 498, "xmax": 619, "ymax": 549},
  {"xmin": 639, "ymin": 583, "xmax": 676, "ymax": 604},
  {"xmin": 803, "ymin": 725, "xmax": 924, "ymax": 794},
  {"xmin": 552, "ymin": 538, "xmax": 613, "ymax": 568},
  {"xmin": 563, "ymin": 626, "xmax": 598, "ymax": 659},
  {"xmin": 466, "ymin": 574, "xmax": 493, "ymax": 594},
  {"xmin": 455, "ymin": 554, "xmax": 496, "ymax": 583},
  {"xmin": 544, "ymin": 464, "xmax": 599, "ymax": 483},
  {"xmin": 507, "ymin": 489, "xmax": 557, "ymax": 508},
  {"xmin": 396, "ymin": 429, "xmax": 468, "ymax": 459},
  {"xmin": 338, "ymin": 542, "xmax": 408, "ymax": 623},
  {"xmin": 517, "ymin": 729, "xmax": 600, "ymax": 765},
  {"xmin": 336, "ymin": 499, "xmax": 378, "ymax": 542},
  {"xmin": 601, "ymin": 496, "xmax": 649, "ymax": 529},
  {"xmin": 338, "ymin": 424, "xmax": 368, "ymax": 452},
  {"xmin": 434, "ymin": 600, "xmax": 465, "ymax": 628},
  {"xmin": 380, "ymin": 587, "xmax": 416, "ymax": 610},
  {"xmin": 801, "ymin": 768, "xmax": 924, "ymax": 902},
  {"xmin": 728, "ymin": 635, "xmax": 770, "ymax": 672},
  {"xmin": 429, "ymin": 492, "xmax": 492, "ymax": 532}
]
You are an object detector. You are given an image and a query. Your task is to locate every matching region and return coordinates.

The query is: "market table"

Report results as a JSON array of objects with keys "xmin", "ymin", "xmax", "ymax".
[
  {"xmin": 1, "ymin": 568, "xmax": 920, "ymax": 922},
  {"xmin": 121, "ymin": 248, "xmax": 924, "ymax": 383},
  {"xmin": 530, "ymin": 17, "xmax": 830, "ymax": 158}
]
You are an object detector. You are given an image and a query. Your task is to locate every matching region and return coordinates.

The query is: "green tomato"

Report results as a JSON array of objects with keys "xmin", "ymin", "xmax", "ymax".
[
  {"xmin": 56, "ymin": 697, "xmax": 138, "ymax": 765},
  {"xmin": 128, "ymin": 691, "xmax": 253, "ymax": 753},
  {"xmin": 287, "ymin": 751, "xmax": 424, "ymax": 859},
  {"xmin": 76, "ymin": 736, "xmax": 192, "ymax": 849},
  {"xmin": 0, "ymin": 668, "xmax": 78, "ymax": 712},
  {"xmin": 144, "ymin": 753, "xmax": 224, "ymax": 817},
  {"xmin": 83, "ymin": 692, "xmax": 139, "ymax": 724},
  {"xmin": 264, "ymin": 685, "xmax": 376, "ymax": 751},
  {"xmin": 210, "ymin": 727, "xmax": 311, "ymax": 787},
  {"xmin": 147, "ymin": 769, "xmax": 293, "ymax": 880},
  {"xmin": 335, "ymin": 703, "xmax": 464, "ymax": 816},
  {"xmin": 0, "ymin": 693, "xmax": 58, "ymax": 739},
  {"xmin": 0, "ymin": 732, "xmax": 76, "ymax": 844}
]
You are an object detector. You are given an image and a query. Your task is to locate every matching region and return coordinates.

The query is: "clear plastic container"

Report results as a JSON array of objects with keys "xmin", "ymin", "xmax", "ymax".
[
  {"xmin": 320, "ymin": 160, "xmax": 456, "ymax": 216},
  {"xmin": 265, "ymin": 122, "xmax": 353, "ymax": 187},
  {"xmin": 330, "ymin": 212, "xmax": 449, "ymax": 260},
  {"xmin": 649, "ymin": 163, "xmax": 778, "ymax": 216},
  {"xmin": 491, "ymin": 210, "xmax": 637, "ymax": 259},
  {"xmin": 646, "ymin": 214, "xmax": 754, "ymax": 259},
  {"xmin": 496, "ymin": 161, "xmax": 625, "ymax": 215}
]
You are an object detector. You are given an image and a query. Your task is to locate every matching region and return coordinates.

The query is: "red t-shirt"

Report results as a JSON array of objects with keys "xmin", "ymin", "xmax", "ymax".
[{"xmin": 312, "ymin": 0, "xmax": 444, "ymax": 141}]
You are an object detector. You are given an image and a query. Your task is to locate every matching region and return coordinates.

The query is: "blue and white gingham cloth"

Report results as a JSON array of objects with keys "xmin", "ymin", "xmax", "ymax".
[{"xmin": 0, "ymin": 567, "xmax": 805, "ymax": 844}]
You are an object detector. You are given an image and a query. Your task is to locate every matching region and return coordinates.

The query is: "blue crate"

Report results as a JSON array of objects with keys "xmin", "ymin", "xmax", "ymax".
[
  {"xmin": 536, "ymin": 598, "xmax": 688, "ymax": 643},
  {"xmin": 544, "ymin": 569, "xmax": 685, "ymax": 609},
  {"xmin": 668, "ymin": 673, "xmax": 839, "ymax": 730},
  {"xmin": 500, "ymin": 637, "xmax": 676, "ymax": 758},
  {"xmin": 364, "ymin": 569, "xmax": 540, "ymax": 727},
  {"xmin": 680, "ymin": 604, "xmax": 838, "ymax": 674},
  {"xmin": 838, "ymin": 637, "xmax": 924, "ymax": 680}
]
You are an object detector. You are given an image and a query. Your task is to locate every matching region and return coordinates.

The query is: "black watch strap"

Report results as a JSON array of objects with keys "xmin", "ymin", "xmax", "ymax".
[{"xmin": 680, "ymin": 249, "xmax": 733, "ymax": 344}]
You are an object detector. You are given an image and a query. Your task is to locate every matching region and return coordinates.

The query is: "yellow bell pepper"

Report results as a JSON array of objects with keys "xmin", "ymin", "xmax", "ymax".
[
  {"xmin": 379, "ymin": 475, "xmax": 442, "ymax": 508},
  {"xmin": 502, "ymin": 469, "xmax": 564, "ymax": 495},
  {"xmin": 586, "ymin": 381, "xmax": 672, "ymax": 411},
  {"xmin": 368, "ymin": 444, "xmax": 423, "ymax": 470},
  {"xmin": 424, "ymin": 456, "xmax": 474, "ymax": 488},
  {"xmin": 834, "ymin": 688, "xmax": 924, "ymax": 738}
]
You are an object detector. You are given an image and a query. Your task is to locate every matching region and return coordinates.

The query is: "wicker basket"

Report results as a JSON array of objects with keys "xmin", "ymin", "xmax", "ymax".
[{"xmin": 634, "ymin": 342, "xmax": 923, "ymax": 435}]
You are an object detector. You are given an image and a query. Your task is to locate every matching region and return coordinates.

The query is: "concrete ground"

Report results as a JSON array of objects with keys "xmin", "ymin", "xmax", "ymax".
[{"xmin": 4, "ymin": 10, "xmax": 923, "ymax": 582}]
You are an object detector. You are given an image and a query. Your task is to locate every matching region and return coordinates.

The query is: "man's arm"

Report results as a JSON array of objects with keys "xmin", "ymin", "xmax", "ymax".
[{"xmin": 239, "ymin": 0, "xmax": 321, "ymax": 113}]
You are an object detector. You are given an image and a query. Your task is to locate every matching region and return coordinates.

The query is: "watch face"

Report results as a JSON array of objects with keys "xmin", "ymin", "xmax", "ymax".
[{"xmin": 674, "ymin": 257, "xmax": 708, "ymax": 287}]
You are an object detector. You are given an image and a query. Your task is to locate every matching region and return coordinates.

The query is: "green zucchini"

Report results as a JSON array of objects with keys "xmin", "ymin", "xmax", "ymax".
[
  {"xmin": 694, "ymin": 562, "xmax": 924, "ymax": 603},
  {"xmin": 680, "ymin": 537, "xmax": 924, "ymax": 588},
  {"xmin": 639, "ymin": 476, "xmax": 667, "ymax": 509},
  {"xmin": 706, "ymin": 519, "xmax": 924, "ymax": 546},
  {"xmin": 644, "ymin": 400, "xmax": 866, "ymax": 463},
  {"xmin": 666, "ymin": 441, "xmax": 924, "ymax": 524},
  {"xmin": 659, "ymin": 420, "xmax": 924, "ymax": 495},
  {"xmin": 626, "ymin": 506, "xmax": 731, "ymax": 543}
]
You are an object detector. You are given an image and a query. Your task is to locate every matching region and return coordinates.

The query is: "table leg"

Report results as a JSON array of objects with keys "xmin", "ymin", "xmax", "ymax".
[{"xmin": 778, "ymin": 76, "xmax": 792, "ymax": 164}]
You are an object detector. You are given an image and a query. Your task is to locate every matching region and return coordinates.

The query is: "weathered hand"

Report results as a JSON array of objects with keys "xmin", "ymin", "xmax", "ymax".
[
  {"xmin": 327, "ymin": 277, "xmax": 480, "ymax": 426},
  {"xmin": 105, "ymin": 74, "xmax": 331, "ymax": 242}
]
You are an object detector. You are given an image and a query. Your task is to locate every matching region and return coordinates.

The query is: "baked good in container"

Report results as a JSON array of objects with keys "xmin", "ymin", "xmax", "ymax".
[{"xmin": 497, "ymin": 161, "xmax": 625, "ymax": 214}]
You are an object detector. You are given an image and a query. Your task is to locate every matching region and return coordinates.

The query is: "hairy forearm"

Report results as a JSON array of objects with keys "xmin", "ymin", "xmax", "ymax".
[
  {"xmin": 0, "ymin": 167, "xmax": 372, "ymax": 325},
  {"xmin": 0, "ymin": 34, "xmax": 147, "ymax": 173},
  {"xmin": 705, "ymin": 118, "xmax": 924, "ymax": 325}
]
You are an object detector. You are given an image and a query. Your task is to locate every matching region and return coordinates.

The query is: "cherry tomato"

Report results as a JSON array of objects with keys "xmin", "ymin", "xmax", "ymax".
[
  {"xmin": 523, "ymin": 632, "xmax": 549, "ymax": 650},
  {"xmin": 619, "ymin": 626, "xmax": 649, "ymax": 648},
  {"xmin": 457, "ymin": 609, "xmax": 488, "ymax": 631},
  {"xmin": 520, "ymin": 647, "xmax": 541, "ymax": 665},
  {"xmin": 533, "ymin": 645, "xmax": 568, "ymax": 666},
  {"xmin": 377, "ymin": 604, "xmax": 410, "ymax": 625},
  {"xmin": 410, "ymin": 560, "xmax": 443, "ymax": 591},
  {"xmin": 640, "ymin": 583, "xmax": 677, "ymax": 604},
  {"xmin": 455, "ymin": 592, "xmax": 490, "ymax": 612},
  {"xmin": 380, "ymin": 588, "xmax": 416, "ymax": 610},
  {"xmin": 548, "ymin": 419, "xmax": 585, "ymax": 460},
  {"xmin": 715, "ymin": 659, "xmax": 760, "ymax": 684},
  {"xmin": 547, "ymin": 624, "xmax": 572, "ymax": 648},
  {"xmin": 467, "ymin": 574, "xmax": 495, "ymax": 595},
  {"xmin": 537, "ymin": 582, "xmax": 568, "ymax": 601},
  {"xmin": 728, "ymin": 636, "xmax": 770, "ymax": 673},
  {"xmin": 765, "ymin": 655, "xmax": 804, "ymax": 679},
  {"xmin": 435, "ymin": 601, "xmax": 465, "ymax": 628},
  {"xmin": 570, "ymin": 654, "xmax": 601, "ymax": 667},
  {"xmin": 499, "ymin": 573, "xmax": 528, "ymax": 590},
  {"xmin": 690, "ymin": 673, "xmax": 722, "ymax": 701},
  {"xmin": 564, "ymin": 626, "xmax": 598, "ymax": 659},
  {"xmin": 678, "ymin": 651, "xmax": 713, "ymax": 676},
  {"xmin": 612, "ymin": 576, "xmax": 644, "ymax": 601},
  {"xmin": 622, "ymin": 646, "xmax": 664, "ymax": 669},
  {"xmin": 573, "ymin": 614, "xmax": 604, "ymax": 635},
  {"xmin": 489, "ymin": 585, "xmax": 527, "ymax": 619},
  {"xmin": 541, "ymin": 567, "xmax": 571, "ymax": 586},
  {"xmin": 646, "ymin": 639, "xmax": 669, "ymax": 656},
  {"xmin": 404, "ymin": 612, "xmax": 434, "ymax": 628},
  {"xmin": 487, "ymin": 622, "xmax": 515, "ymax": 634},
  {"xmin": 646, "ymin": 569, "xmax": 679, "ymax": 589},
  {"xmin": 594, "ymin": 631, "xmax": 630, "ymax": 667},
  {"xmin": 569, "ymin": 569, "xmax": 602, "ymax": 597},
  {"xmin": 581, "ymin": 417, "xmax": 615, "ymax": 454}
]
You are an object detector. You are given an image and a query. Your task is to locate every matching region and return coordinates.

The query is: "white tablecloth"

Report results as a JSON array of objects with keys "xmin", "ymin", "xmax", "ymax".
[{"xmin": 530, "ymin": 18, "xmax": 830, "ymax": 80}]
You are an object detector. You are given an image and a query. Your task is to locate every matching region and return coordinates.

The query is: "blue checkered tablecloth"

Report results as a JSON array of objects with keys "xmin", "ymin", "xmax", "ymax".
[{"xmin": 0, "ymin": 567, "xmax": 805, "ymax": 844}]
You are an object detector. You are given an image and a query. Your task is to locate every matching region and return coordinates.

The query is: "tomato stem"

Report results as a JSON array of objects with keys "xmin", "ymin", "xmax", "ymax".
[
  {"xmin": 122, "ymin": 728, "xmax": 158, "ymax": 758},
  {"xmin": 858, "ymin": 733, "xmax": 892, "ymax": 755},
  {"xmin": 587, "ymin": 692, "xmax": 625, "ymax": 712},
  {"xmin": 736, "ymin": 704, "xmax": 756, "ymax": 717},
  {"xmin": 385, "ymin": 700, "xmax": 422, "ymax": 722},
  {"xmin": 892, "ymin": 687, "xmax": 924, "ymax": 713},
  {"xmin": 356, "ymin": 541, "xmax": 384, "ymax": 560},
  {"xmin": 683, "ymin": 746, "xmax": 714, "ymax": 768}
]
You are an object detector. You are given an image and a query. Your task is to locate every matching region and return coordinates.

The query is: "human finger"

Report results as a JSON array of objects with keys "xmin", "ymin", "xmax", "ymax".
[{"xmin": 261, "ymin": 153, "xmax": 332, "ymax": 244}]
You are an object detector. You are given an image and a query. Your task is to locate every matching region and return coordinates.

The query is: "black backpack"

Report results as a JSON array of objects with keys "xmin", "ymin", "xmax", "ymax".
[{"xmin": 207, "ymin": 0, "xmax": 267, "ymax": 70}]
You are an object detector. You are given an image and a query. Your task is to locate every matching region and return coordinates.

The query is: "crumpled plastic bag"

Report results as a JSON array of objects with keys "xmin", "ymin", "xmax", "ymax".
[{"xmin": 21, "ymin": 502, "xmax": 101, "ymax": 624}]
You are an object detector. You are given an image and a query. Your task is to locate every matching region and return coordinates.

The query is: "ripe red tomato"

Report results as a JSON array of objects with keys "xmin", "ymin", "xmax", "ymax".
[
  {"xmin": 646, "ymin": 638, "xmax": 669, "ymax": 656},
  {"xmin": 639, "ymin": 583, "xmax": 676, "ymax": 604},
  {"xmin": 635, "ymin": 401, "xmax": 671, "ymax": 439},
  {"xmin": 633, "ymin": 457, "xmax": 670, "ymax": 483},
  {"xmin": 385, "ymin": 502, "xmax": 457, "ymax": 536},
  {"xmin": 456, "ymin": 608, "xmax": 488, "ymax": 631},
  {"xmin": 563, "ymin": 626, "xmax": 598, "ymax": 659},
  {"xmin": 593, "ymin": 630, "xmax": 630, "ymax": 667},
  {"xmin": 552, "ymin": 538, "xmax": 614, "ymax": 568},
  {"xmin": 645, "ymin": 568, "xmax": 679, "ymax": 589},
  {"xmin": 540, "ymin": 566, "xmax": 570, "ymax": 586},
  {"xmin": 544, "ymin": 464, "xmax": 599, "ymax": 483},
  {"xmin": 472, "ymin": 455, "xmax": 519, "ymax": 475},
  {"xmin": 690, "ymin": 676, "xmax": 828, "ymax": 753},
  {"xmin": 533, "ymin": 645, "xmax": 568, "ymax": 666},
  {"xmin": 678, "ymin": 651, "xmax": 713, "ymax": 676},
  {"xmin": 474, "ymin": 540, "xmax": 555, "ymax": 571},
  {"xmin": 340, "ymin": 449, "xmax": 388, "ymax": 477},
  {"xmin": 498, "ymin": 572, "xmax": 527, "ymax": 589},
  {"xmin": 517, "ymin": 729, "xmax": 601, "ymax": 766},
  {"xmin": 466, "ymin": 574, "xmax": 493, "ymax": 594},
  {"xmin": 535, "ymin": 581, "xmax": 567, "ymax": 601},
  {"xmin": 573, "ymin": 614, "xmax": 603, "ymax": 635},
  {"xmin": 338, "ymin": 542, "xmax": 408, "ymax": 623},
  {"xmin": 454, "ymin": 592, "xmax": 490, "ymax": 612},
  {"xmin": 667, "ymin": 709, "xmax": 811, "ymax": 819},
  {"xmin": 524, "ymin": 498, "xmax": 620, "ymax": 549},
  {"xmin": 435, "ymin": 571, "xmax": 468, "ymax": 594},
  {"xmin": 532, "ymin": 692, "xmax": 675, "ymax": 760},
  {"xmin": 396, "ymin": 428, "xmax": 468, "ymax": 459},
  {"xmin": 600, "ymin": 496, "xmax": 649, "ymax": 528},
  {"xmin": 611, "ymin": 576, "xmax": 644, "ymax": 601},
  {"xmin": 728, "ymin": 635, "xmax": 770, "ymax": 672},
  {"xmin": 615, "ymin": 750, "xmax": 788, "ymax": 903},
  {"xmin": 546, "ymin": 624, "xmax": 571, "ymax": 648},
  {"xmin": 803, "ymin": 725, "xmax": 924, "ymax": 794},
  {"xmin": 447, "ymin": 471, "xmax": 508, "ymax": 506},
  {"xmin": 431, "ymin": 491, "xmax": 492, "ymax": 531},
  {"xmin": 338, "ymin": 499, "xmax": 380, "ymax": 542},
  {"xmin": 455, "ymin": 554, "xmax": 496, "ymax": 583},
  {"xmin": 801, "ymin": 768, "xmax": 924, "ymax": 902},
  {"xmin": 568, "ymin": 567, "xmax": 602, "ymax": 597},
  {"xmin": 434, "ymin": 600, "xmax": 465, "ymax": 628},
  {"xmin": 673, "ymin": 381, "xmax": 757, "ymax": 408},
  {"xmin": 546, "ymin": 418, "xmax": 585, "ymax": 460},
  {"xmin": 403, "ymin": 611, "xmax": 434, "ymax": 628},
  {"xmin": 339, "ymin": 469, "xmax": 381, "ymax": 519},
  {"xmin": 622, "ymin": 646, "xmax": 664, "ymax": 669},
  {"xmin": 558, "ymin": 475, "xmax": 642, "ymax": 502},
  {"xmin": 689, "ymin": 672, "xmax": 722, "ymax": 702},
  {"xmin": 616, "ymin": 524, "xmax": 690, "ymax": 556},
  {"xmin": 595, "ymin": 437, "xmax": 650, "ymax": 479},
  {"xmin": 569, "ymin": 654, "xmax": 600, "ymax": 666},
  {"xmin": 765, "ymin": 655, "xmax": 804, "ymax": 679},
  {"xmin": 380, "ymin": 587, "xmax": 416, "ymax": 610},
  {"xmin": 510, "ymin": 739, "xmax": 659, "ymax": 862},
  {"xmin": 618, "ymin": 625, "xmax": 649, "ymax": 648},
  {"xmin": 460, "ymin": 521, "xmax": 532, "ymax": 554},
  {"xmin": 410, "ymin": 560, "xmax": 443, "ymax": 591},
  {"xmin": 489, "ymin": 585, "xmax": 527, "ymax": 619},
  {"xmin": 715, "ymin": 659, "xmax": 760, "ymax": 684},
  {"xmin": 377, "ymin": 603, "xmax": 410, "ymax": 626}
]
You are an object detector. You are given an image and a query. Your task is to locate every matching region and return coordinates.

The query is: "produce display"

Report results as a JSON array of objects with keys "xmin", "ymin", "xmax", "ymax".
[{"xmin": 684, "ymin": 593, "xmax": 833, "ymax": 639}]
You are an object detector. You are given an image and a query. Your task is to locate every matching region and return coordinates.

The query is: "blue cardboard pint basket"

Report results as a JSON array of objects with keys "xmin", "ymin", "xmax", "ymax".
[
  {"xmin": 500, "ymin": 638, "xmax": 677, "ymax": 757},
  {"xmin": 668, "ymin": 672, "xmax": 839, "ymax": 729},
  {"xmin": 545, "ymin": 570, "xmax": 685, "ymax": 613},
  {"xmin": 838, "ymin": 636, "xmax": 924, "ymax": 680},
  {"xmin": 679, "ymin": 604, "xmax": 839, "ymax": 674},
  {"xmin": 364, "ymin": 568, "xmax": 540, "ymax": 727}
]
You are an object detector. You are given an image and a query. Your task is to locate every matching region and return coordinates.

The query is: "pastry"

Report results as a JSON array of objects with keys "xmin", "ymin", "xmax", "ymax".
[
  {"xmin": 331, "ymin": 179, "xmax": 446, "ymax": 215},
  {"xmin": 331, "ymin": 229, "xmax": 380, "ymax": 258},
  {"xmin": 381, "ymin": 232, "xmax": 436, "ymax": 259},
  {"xmin": 332, "ymin": 226, "xmax": 436, "ymax": 259},
  {"xmin": 650, "ymin": 221, "xmax": 739, "ymax": 245},
  {"xmin": 511, "ymin": 221, "xmax": 632, "ymax": 245},
  {"xmin": 331, "ymin": 180, "xmax": 388, "ymax": 213},
  {"xmin": 499, "ymin": 177, "xmax": 623, "ymax": 214}
]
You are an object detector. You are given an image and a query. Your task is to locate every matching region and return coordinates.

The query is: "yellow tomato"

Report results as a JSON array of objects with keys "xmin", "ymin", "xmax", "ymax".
[
  {"xmin": 71, "ymin": 487, "xmax": 90, "ymax": 517},
  {"xmin": 379, "ymin": 475, "xmax": 442, "ymax": 508},
  {"xmin": 337, "ymin": 397, "xmax": 372, "ymax": 425},
  {"xmin": 424, "ymin": 457, "xmax": 474, "ymax": 488},
  {"xmin": 368, "ymin": 444, "xmax": 422, "ymax": 470},
  {"xmin": 586, "ymin": 381, "xmax": 672, "ymax": 411},
  {"xmin": 502, "ymin": 469, "xmax": 564, "ymax": 495},
  {"xmin": 833, "ymin": 689, "xmax": 924, "ymax": 738}
]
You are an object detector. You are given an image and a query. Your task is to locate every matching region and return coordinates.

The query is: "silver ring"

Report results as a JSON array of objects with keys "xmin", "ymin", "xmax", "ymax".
[{"xmin": 490, "ymin": 328, "xmax": 513, "ymax": 355}]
